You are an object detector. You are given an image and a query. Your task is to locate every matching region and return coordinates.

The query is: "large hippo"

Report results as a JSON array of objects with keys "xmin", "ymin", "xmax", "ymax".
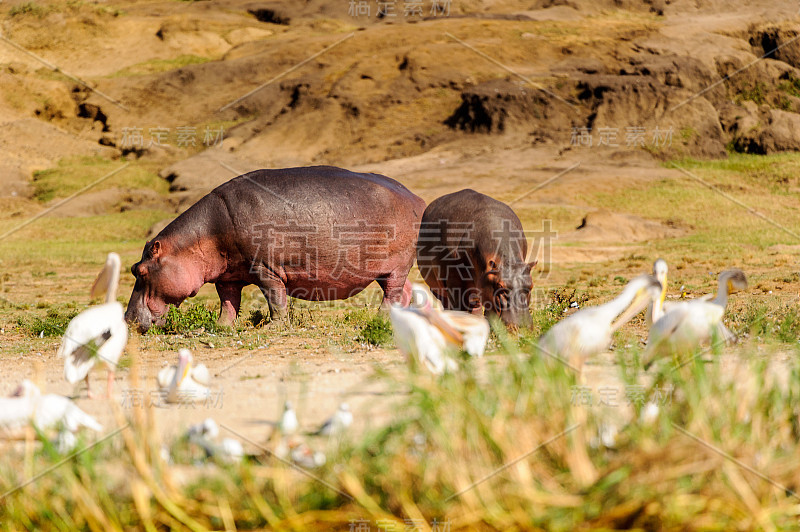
[
  {"xmin": 416, "ymin": 189, "xmax": 535, "ymax": 328},
  {"xmin": 125, "ymin": 166, "xmax": 425, "ymax": 333}
]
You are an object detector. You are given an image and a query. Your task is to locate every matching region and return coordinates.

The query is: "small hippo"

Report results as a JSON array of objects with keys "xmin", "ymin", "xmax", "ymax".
[
  {"xmin": 125, "ymin": 166, "xmax": 425, "ymax": 333},
  {"xmin": 416, "ymin": 189, "xmax": 535, "ymax": 328}
]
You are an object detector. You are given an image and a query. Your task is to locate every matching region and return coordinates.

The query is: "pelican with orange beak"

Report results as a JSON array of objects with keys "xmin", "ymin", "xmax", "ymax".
[
  {"xmin": 538, "ymin": 274, "xmax": 663, "ymax": 373},
  {"xmin": 646, "ymin": 258, "xmax": 669, "ymax": 327},
  {"xmin": 157, "ymin": 349, "xmax": 210, "ymax": 403},
  {"xmin": 643, "ymin": 269, "xmax": 748, "ymax": 368},
  {"xmin": 390, "ymin": 283, "xmax": 490, "ymax": 375}
]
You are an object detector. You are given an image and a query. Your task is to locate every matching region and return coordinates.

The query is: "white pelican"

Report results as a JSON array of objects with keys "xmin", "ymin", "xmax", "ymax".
[
  {"xmin": 58, "ymin": 252, "xmax": 128, "ymax": 398},
  {"xmin": 314, "ymin": 402, "xmax": 353, "ymax": 436},
  {"xmin": 157, "ymin": 349, "xmax": 211, "ymax": 403},
  {"xmin": 389, "ymin": 283, "xmax": 490, "ymax": 375},
  {"xmin": 186, "ymin": 418, "xmax": 244, "ymax": 463},
  {"xmin": 646, "ymin": 258, "xmax": 668, "ymax": 327},
  {"xmin": 279, "ymin": 400, "xmax": 299, "ymax": 435},
  {"xmin": 0, "ymin": 380, "xmax": 102, "ymax": 438},
  {"xmin": 643, "ymin": 269, "xmax": 748, "ymax": 368},
  {"xmin": 537, "ymin": 274, "xmax": 663, "ymax": 372}
]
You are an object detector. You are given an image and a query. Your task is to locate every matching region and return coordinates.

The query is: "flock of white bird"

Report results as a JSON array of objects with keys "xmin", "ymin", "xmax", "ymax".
[
  {"xmin": 539, "ymin": 259, "xmax": 747, "ymax": 372},
  {"xmin": 393, "ymin": 260, "xmax": 746, "ymax": 377},
  {"xmin": 1, "ymin": 252, "xmax": 747, "ymax": 466}
]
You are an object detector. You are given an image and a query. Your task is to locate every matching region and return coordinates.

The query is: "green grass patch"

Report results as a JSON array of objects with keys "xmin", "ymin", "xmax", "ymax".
[
  {"xmin": 737, "ymin": 81, "xmax": 767, "ymax": 105},
  {"xmin": 529, "ymin": 286, "xmax": 589, "ymax": 338},
  {"xmin": 9, "ymin": 2, "xmax": 48, "ymax": 17},
  {"xmin": 32, "ymin": 156, "xmax": 169, "ymax": 203},
  {"xmin": 355, "ymin": 313, "xmax": 393, "ymax": 346},
  {"xmin": 247, "ymin": 308, "xmax": 270, "ymax": 328},
  {"xmin": 776, "ymin": 308, "xmax": 800, "ymax": 343},
  {"xmin": 147, "ymin": 303, "xmax": 223, "ymax": 335},
  {"xmin": 778, "ymin": 74, "xmax": 800, "ymax": 98},
  {"xmin": 108, "ymin": 55, "xmax": 212, "ymax": 78},
  {"xmin": 16, "ymin": 305, "xmax": 79, "ymax": 337}
]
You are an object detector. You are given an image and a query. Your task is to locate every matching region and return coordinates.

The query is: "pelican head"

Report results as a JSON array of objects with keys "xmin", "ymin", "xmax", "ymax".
[
  {"xmin": 653, "ymin": 259, "xmax": 668, "ymax": 292},
  {"xmin": 339, "ymin": 402, "xmax": 350, "ymax": 412},
  {"xmin": 410, "ymin": 284, "xmax": 431, "ymax": 309},
  {"xmin": 284, "ymin": 400, "xmax": 293, "ymax": 411},
  {"xmin": 720, "ymin": 269, "xmax": 748, "ymax": 294},
  {"xmin": 649, "ymin": 258, "xmax": 669, "ymax": 323},
  {"xmin": 611, "ymin": 274, "xmax": 663, "ymax": 331},
  {"xmin": 91, "ymin": 252, "xmax": 121, "ymax": 304},
  {"xmin": 175, "ymin": 348, "xmax": 194, "ymax": 386}
]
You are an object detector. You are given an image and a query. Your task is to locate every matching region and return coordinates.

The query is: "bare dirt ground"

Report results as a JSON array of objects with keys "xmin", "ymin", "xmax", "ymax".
[{"xmin": 1, "ymin": 0, "xmax": 799, "ymax": 459}]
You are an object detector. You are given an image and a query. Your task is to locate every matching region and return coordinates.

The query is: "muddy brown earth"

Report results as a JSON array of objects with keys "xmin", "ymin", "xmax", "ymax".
[{"xmin": 1, "ymin": 0, "xmax": 799, "ymax": 453}]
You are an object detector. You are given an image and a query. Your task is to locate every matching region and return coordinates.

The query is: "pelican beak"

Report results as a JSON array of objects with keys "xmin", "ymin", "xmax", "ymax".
[
  {"xmin": 727, "ymin": 279, "xmax": 736, "ymax": 294},
  {"xmin": 175, "ymin": 352, "xmax": 192, "ymax": 387},
  {"xmin": 659, "ymin": 273, "xmax": 668, "ymax": 307},
  {"xmin": 90, "ymin": 261, "xmax": 112, "ymax": 300},
  {"xmin": 420, "ymin": 306, "xmax": 465, "ymax": 345},
  {"xmin": 611, "ymin": 288, "xmax": 652, "ymax": 331}
]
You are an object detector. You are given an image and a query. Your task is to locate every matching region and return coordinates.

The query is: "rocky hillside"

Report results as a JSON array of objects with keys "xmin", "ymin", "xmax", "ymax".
[{"xmin": 1, "ymin": 0, "xmax": 799, "ymax": 211}]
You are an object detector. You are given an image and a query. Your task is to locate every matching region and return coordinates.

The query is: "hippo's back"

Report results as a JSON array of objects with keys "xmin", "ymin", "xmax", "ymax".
[
  {"xmin": 214, "ymin": 165, "xmax": 424, "ymax": 219},
  {"xmin": 422, "ymin": 189, "xmax": 520, "ymax": 228}
]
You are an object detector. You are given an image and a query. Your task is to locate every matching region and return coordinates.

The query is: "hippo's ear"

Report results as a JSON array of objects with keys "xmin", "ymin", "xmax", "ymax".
[
  {"xmin": 150, "ymin": 240, "xmax": 162, "ymax": 258},
  {"xmin": 526, "ymin": 260, "xmax": 538, "ymax": 271}
]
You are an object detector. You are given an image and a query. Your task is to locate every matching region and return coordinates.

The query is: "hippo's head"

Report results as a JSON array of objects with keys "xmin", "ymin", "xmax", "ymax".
[
  {"xmin": 483, "ymin": 259, "xmax": 536, "ymax": 329},
  {"xmin": 125, "ymin": 240, "xmax": 203, "ymax": 333}
]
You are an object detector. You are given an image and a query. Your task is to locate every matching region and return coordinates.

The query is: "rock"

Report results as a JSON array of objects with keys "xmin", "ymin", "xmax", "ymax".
[
  {"xmin": 156, "ymin": 18, "xmax": 232, "ymax": 57},
  {"xmin": 565, "ymin": 208, "xmax": 683, "ymax": 243},
  {"xmin": 48, "ymin": 187, "xmax": 167, "ymax": 218},
  {"xmin": 245, "ymin": 4, "xmax": 291, "ymax": 25},
  {"xmin": 576, "ymin": 74, "xmax": 727, "ymax": 158},
  {"xmin": 158, "ymin": 149, "xmax": 262, "ymax": 208},
  {"xmin": 0, "ymin": 118, "xmax": 117, "ymax": 199},
  {"xmin": 750, "ymin": 24, "xmax": 800, "ymax": 70},
  {"xmin": 445, "ymin": 79, "xmax": 573, "ymax": 137},
  {"xmin": 225, "ymin": 27, "xmax": 274, "ymax": 46},
  {"xmin": 732, "ymin": 108, "xmax": 800, "ymax": 154}
]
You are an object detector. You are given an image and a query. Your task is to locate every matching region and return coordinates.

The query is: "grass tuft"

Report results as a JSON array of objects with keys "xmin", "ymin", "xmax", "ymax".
[
  {"xmin": 147, "ymin": 303, "xmax": 222, "ymax": 335},
  {"xmin": 9, "ymin": 2, "xmax": 47, "ymax": 17},
  {"xmin": 16, "ymin": 305, "xmax": 79, "ymax": 337},
  {"xmin": 355, "ymin": 313, "xmax": 394, "ymax": 346}
]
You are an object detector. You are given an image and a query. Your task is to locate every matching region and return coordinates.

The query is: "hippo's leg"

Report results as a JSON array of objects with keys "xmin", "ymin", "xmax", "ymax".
[
  {"xmin": 259, "ymin": 282, "xmax": 289, "ymax": 323},
  {"xmin": 420, "ymin": 270, "xmax": 450, "ymax": 309},
  {"xmin": 215, "ymin": 283, "xmax": 243, "ymax": 325},
  {"xmin": 378, "ymin": 271, "xmax": 412, "ymax": 308},
  {"xmin": 443, "ymin": 278, "xmax": 475, "ymax": 312}
]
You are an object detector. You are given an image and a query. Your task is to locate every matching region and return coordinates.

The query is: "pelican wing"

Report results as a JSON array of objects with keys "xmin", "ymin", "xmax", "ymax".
[
  {"xmin": 192, "ymin": 364, "xmax": 211, "ymax": 387},
  {"xmin": 389, "ymin": 305, "xmax": 455, "ymax": 375},
  {"xmin": 0, "ymin": 397, "xmax": 36, "ymax": 436},
  {"xmin": 439, "ymin": 311, "xmax": 490, "ymax": 358},
  {"xmin": 35, "ymin": 395, "xmax": 103, "ymax": 433},
  {"xmin": 157, "ymin": 366, "xmax": 177, "ymax": 389},
  {"xmin": 539, "ymin": 307, "xmax": 614, "ymax": 364},
  {"xmin": 58, "ymin": 303, "xmax": 127, "ymax": 383},
  {"xmin": 645, "ymin": 301, "xmax": 724, "ymax": 366}
]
